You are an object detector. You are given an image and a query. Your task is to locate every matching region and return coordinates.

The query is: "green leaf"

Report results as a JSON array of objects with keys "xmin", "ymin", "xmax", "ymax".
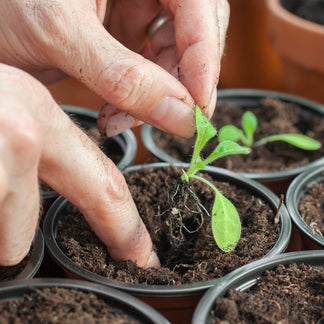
[
  {"xmin": 218, "ymin": 125, "xmax": 242, "ymax": 143},
  {"xmin": 191, "ymin": 106, "xmax": 216, "ymax": 164},
  {"xmin": 254, "ymin": 134, "xmax": 322, "ymax": 150},
  {"xmin": 242, "ymin": 111, "xmax": 257, "ymax": 147},
  {"xmin": 212, "ymin": 189, "xmax": 241, "ymax": 252},
  {"xmin": 242, "ymin": 111, "xmax": 257, "ymax": 137},
  {"xmin": 203, "ymin": 140, "xmax": 250, "ymax": 165}
]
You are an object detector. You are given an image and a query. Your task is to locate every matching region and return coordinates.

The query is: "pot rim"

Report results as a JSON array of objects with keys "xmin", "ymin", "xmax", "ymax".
[
  {"xmin": 43, "ymin": 162, "xmax": 291, "ymax": 297},
  {"xmin": 192, "ymin": 250, "xmax": 324, "ymax": 324},
  {"xmin": 267, "ymin": 0, "xmax": 324, "ymax": 34},
  {"xmin": 286, "ymin": 163, "xmax": 324, "ymax": 248},
  {"xmin": 0, "ymin": 278, "xmax": 170, "ymax": 324},
  {"xmin": 41, "ymin": 105, "xmax": 137, "ymax": 200},
  {"xmin": 141, "ymin": 88, "xmax": 324, "ymax": 182}
]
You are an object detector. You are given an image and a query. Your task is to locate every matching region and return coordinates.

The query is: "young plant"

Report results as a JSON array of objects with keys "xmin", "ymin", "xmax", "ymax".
[
  {"xmin": 181, "ymin": 106, "xmax": 250, "ymax": 252},
  {"xmin": 218, "ymin": 110, "xmax": 322, "ymax": 150}
]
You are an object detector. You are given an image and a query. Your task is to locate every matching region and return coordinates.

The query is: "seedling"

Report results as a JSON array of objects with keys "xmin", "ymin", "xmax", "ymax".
[
  {"xmin": 218, "ymin": 110, "xmax": 322, "ymax": 150},
  {"xmin": 181, "ymin": 106, "xmax": 250, "ymax": 252}
]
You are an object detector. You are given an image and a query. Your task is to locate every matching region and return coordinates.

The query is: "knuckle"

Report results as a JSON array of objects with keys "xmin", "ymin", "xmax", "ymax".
[
  {"xmin": 0, "ymin": 111, "xmax": 42, "ymax": 170},
  {"xmin": 104, "ymin": 164, "xmax": 130, "ymax": 203},
  {"xmin": 102, "ymin": 61, "xmax": 149, "ymax": 109}
]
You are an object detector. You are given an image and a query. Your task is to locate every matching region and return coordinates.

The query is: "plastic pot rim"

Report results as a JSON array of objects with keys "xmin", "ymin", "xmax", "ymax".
[
  {"xmin": 286, "ymin": 163, "xmax": 324, "ymax": 248},
  {"xmin": 141, "ymin": 88, "xmax": 324, "ymax": 182},
  {"xmin": 192, "ymin": 250, "xmax": 324, "ymax": 324},
  {"xmin": 43, "ymin": 162, "xmax": 291, "ymax": 297},
  {"xmin": 0, "ymin": 277, "xmax": 170, "ymax": 324}
]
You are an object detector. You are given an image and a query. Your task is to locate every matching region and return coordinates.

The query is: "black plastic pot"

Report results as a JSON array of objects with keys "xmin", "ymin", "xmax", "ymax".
[
  {"xmin": 0, "ymin": 229, "xmax": 44, "ymax": 281},
  {"xmin": 286, "ymin": 164, "xmax": 324, "ymax": 250},
  {"xmin": 40, "ymin": 105, "xmax": 137, "ymax": 213},
  {"xmin": 0, "ymin": 278, "xmax": 170, "ymax": 324},
  {"xmin": 192, "ymin": 250, "xmax": 324, "ymax": 323},
  {"xmin": 43, "ymin": 162, "xmax": 291, "ymax": 324},
  {"xmin": 141, "ymin": 89, "xmax": 324, "ymax": 195}
]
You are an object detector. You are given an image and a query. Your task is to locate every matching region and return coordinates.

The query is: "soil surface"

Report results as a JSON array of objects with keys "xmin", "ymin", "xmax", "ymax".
[
  {"xmin": 57, "ymin": 166, "xmax": 280, "ymax": 285},
  {"xmin": 153, "ymin": 98, "xmax": 324, "ymax": 173},
  {"xmin": 0, "ymin": 250, "xmax": 31, "ymax": 282},
  {"xmin": 282, "ymin": 0, "xmax": 324, "ymax": 25},
  {"xmin": 212, "ymin": 263, "xmax": 324, "ymax": 323},
  {"xmin": 299, "ymin": 182, "xmax": 324, "ymax": 236},
  {"xmin": 0, "ymin": 287, "xmax": 139, "ymax": 323}
]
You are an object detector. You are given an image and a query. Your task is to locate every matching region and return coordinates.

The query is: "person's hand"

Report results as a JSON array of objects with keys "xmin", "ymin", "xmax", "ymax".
[
  {"xmin": 0, "ymin": 0, "xmax": 229, "ymax": 138},
  {"xmin": 0, "ymin": 64, "xmax": 159, "ymax": 268}
]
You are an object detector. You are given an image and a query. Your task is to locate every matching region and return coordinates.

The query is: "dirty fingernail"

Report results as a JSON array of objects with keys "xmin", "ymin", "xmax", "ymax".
[
  {"xmin": 207, "ymin": 86, "xmax": 217, "ymax": 119},
  {"xmin": 150, "ymin": 97, "xmax": 195, "ymax": 138},
  {"xmin": 144, "ymin": 250, "xmax": 161, "ymax": 269},
  {"xmin": 106, "ymin": 112, "xmax": 136, "ymax": 137}
]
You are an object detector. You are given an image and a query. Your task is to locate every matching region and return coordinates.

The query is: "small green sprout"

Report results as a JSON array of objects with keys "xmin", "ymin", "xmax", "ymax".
[
  {"xmin": 218, "ymin": 111, "xmax": 322, "ymax": 150},
  {"xmin": 180, "ymin": 106, "xmax": 250, "ymax": 252}
]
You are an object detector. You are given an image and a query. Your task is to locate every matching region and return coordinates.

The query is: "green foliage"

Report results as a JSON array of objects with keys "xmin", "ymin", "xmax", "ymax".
[
  {"xmin": 218, "ymin": 111, "xmax": 321, "ymax": 150},
  {"xmin": 181, "ymin": 106, "xmax": 250, "ymax": 252}
]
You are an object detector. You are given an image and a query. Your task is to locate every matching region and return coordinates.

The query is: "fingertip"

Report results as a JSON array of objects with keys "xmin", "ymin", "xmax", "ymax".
[{"xmin": 150, "ymin": 97, "xmax": 195, "ymax": 138}]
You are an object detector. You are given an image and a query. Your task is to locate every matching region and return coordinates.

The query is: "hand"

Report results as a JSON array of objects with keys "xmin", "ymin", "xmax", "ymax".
[
  {"xmin": 0, "ymin": 64, "xmax": 159, "ymax": 268},
  {"xmin": 0, "ymin": 0, "xmax": 229, "ymax": 138}
]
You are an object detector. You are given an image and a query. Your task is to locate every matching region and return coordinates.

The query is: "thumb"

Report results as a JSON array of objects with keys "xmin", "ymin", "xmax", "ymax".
[{"xmin": 49, "ymin": 13, "xmax": 196, "ymax": 138}]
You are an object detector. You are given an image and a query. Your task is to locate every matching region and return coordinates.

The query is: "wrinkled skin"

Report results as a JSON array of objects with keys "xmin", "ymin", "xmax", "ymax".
[{"xmin": 0, "ymin": 0, "xmax": 229, "ymax": 267}]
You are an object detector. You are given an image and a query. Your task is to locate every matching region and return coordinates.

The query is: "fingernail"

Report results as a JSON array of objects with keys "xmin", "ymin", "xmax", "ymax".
[
  {"xmin": 106, "ymin": 112, "xmax": 136, "ymax": 137},
  {"xmin": 144, "ymin": 250, "xmax": 161, "ymax": 269},
  {"xmin": 207, "ymin": 86, "xmax": 217, "ymax": 119},
  {"xmin": 151, "ymin": 97, "xmax": 195, "ymax": 138}
]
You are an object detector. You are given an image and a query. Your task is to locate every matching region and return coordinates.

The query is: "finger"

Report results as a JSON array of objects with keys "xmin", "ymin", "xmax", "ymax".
[
  {"xmin": 0, "ymin": 107, "xmax": 41, "ymax": 266},
  {"xmin": 106, "ymin": 0, "xmax": 161, "ymax": 53},
  {"xmin": 0, "ymin": 64, "xmax": 160, "ymax": 269},
  {"xmin": 97, "ymin": 103, "xmax": 143, "ymax": 137},
  {"xmin": 158, "ymin": 0, "xmax": 230, "ymax": 118},
  {"xmin": 38, "ymin": 100, "xmax": 160, "ymax": 268},
  {"xmin": 46, "ymin": 11, "xmax": 195, "ymax": 138}
]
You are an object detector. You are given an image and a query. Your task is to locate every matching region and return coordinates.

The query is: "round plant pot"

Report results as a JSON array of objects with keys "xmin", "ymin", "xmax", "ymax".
[
  {"xmin": 43, "ymin": 162, "xmax": 291, "ymax": 324},
  {"xmin": 0, "ymin": 278, "xmax": 170, "ymax": 324},
  {"xmin": 266, "ymin": 0, "xmax": 324, "ymax": 104},
  {"xmin": 286, "ymin": 164, "xmax": 324, "ymax": 250},
  {"xmin": 192, "ymin": 250, "xmax": 324, "ymax": 323},
  {"xmin": 0, "ymin": 229, "xmax": 44, "ymax": 281},
  {"xmin": 40, "ymin": 105, "xmax": 137, "ymax": 214},
  {"xmin": 141, "ymin": 89, "xmax": 324, "ymax": 196},
  {"xmin": 219, "ymin": 0, "xmax": 283, "ymax": 90}
]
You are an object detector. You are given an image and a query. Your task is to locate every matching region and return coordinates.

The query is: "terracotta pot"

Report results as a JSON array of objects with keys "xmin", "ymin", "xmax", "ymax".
[
  {"xmin": 40, "ymin": 105, "xmax": 137, "ymax": 215},
  {"xmin": 219, "ymin": 0, "xmax": 283, "ymax": 90},
  {"xmin": 192, "ymin": 250, "xmax": 324, "ymax": 323},
  {"xmin": 286, "ymin": 164, "xmax": 324, "ymax": 251},
  {"xmin": 141, "ymin": 89, "xmax": 324, "ymax": 196},
  {"xmin": 266, "ymin": 0, "xmax": 324, "ymax": 104},
  {"xmin": 0, "ymin": 229, "xmax": 44, "ymax": 281},
  {"xmin": 43, "ymin": 162, "xmax": 291, "ymax": 324},
  {"xmin": 0, "ymin": 278, "xmax": 170, "ymax": 323}
]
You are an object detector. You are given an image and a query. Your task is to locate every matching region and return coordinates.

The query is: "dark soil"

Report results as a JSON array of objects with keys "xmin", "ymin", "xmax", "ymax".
[
  {"xmin": 153, "ymin": 98, "xmax": 324, "ymax": 173},
  {"xmin": 299, "ymin": 182, "xmax": 324, "ymax": 237},
  {"xmin": 282, "ymin": 0, "xmax": 324, "ymax": 26},
  {"xmin": 57, "ymin": 166, "xmax": 280, "ymax": 285},
  {"xmin": 0, "ymin": 287, "xmax": 139, "ymax": 324},
  {"xmin": 212, "ymin": 263, "xmax": 324, "ymax": 323},
  {"xmin": 0, "ymin": 250, "xmax": 31, "ymax": 282}
]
